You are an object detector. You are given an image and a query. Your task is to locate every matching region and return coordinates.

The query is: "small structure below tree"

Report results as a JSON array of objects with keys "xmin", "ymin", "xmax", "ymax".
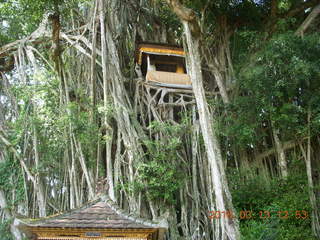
[{"xmin": 18, "ymin": 196, "xmax": 167, "ymax": 240}]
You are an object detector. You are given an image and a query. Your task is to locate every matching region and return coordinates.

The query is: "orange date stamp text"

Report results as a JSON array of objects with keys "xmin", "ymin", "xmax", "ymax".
[{"xmin": 208, "ymin": 210, "xmax": 309, "ymax": 220}]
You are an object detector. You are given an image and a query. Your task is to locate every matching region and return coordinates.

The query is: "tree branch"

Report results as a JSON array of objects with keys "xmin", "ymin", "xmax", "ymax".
[
  {"xmin": 0, "ymin": 129, "xmax": 36, "ymax": 184},
  {"xmin": 256, "ymin": 138, "xmax": 307, "ymax": 161},
  {"xmin": 271, "ymin": 0, "xmax": 278, "ymax": 19},
  {"xmin": 295, "ymin": 4, "xmax": 320, "ymax": 36},
  {"xmin": 284, "ymin": 0, "xmax": 319, "ymax": 18},
  {"xmin": 165, "ymin": 0, "xmax": 196, "ymax": 21},
  {"xmin": 165, "ymin": 0, "xmax": 200, "ymax": 36}
]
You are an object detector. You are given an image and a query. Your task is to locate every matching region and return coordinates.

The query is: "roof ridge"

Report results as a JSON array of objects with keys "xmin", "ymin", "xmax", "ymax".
[
  {"xmin": 18, "ymin": 197, "xmax": 102, "ymax": 224},
  {"xmin": 101, "ymin": 195, "xmax": 168, "ymax": 229},
  {"xmin": 18, "ymin": 194, "xmax": 168, "ymax": 230},
  {"xmin": 137, "ymin": 42, "xmax": 183, "ymax": 49}
]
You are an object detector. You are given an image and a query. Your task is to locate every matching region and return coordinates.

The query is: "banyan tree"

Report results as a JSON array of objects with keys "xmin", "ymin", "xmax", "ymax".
[{"xmin": 1, "ymin": 0, "xmax": 320, "ymax": 240}]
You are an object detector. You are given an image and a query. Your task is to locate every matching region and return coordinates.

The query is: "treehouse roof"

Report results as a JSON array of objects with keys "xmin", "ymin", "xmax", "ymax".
[
  {"xmin": 18, "ymin": 195, "xmax": 167, "ymax": 240},
  {"xmin": 136, "ymin": 43, "xmax": 185, "ymax": 65}
]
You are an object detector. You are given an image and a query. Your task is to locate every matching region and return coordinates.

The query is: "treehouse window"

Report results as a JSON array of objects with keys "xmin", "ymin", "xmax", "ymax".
[{"xmin": 155, "ymin": 63, "xmax": 177, "ymax": 72}]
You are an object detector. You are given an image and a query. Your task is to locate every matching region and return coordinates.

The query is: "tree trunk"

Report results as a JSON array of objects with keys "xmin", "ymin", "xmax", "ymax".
[
  {"xmin": 99, "ymin": 0, "xmax": 116, "ymax": 201},
  {"xmin": 295, "ymin": 4, "xmax": 320, "ymax": 37},
  {"xmin": 73, "ymin": 135, "xmax": 95, "ymax": 199},
  {"xmin": 0, "ymin": 151, "xmax": 23, "ymax": 240},
  {"xmin": 299, "ymin": 109, "xmax": 320, "ymax": 238},
  {"xmin": 182, "ymin": 21, "xmax": 240, "ymax": 240},
  {"xmin": 271, "ymin": 124, "xmax": 288, "ymax": 178},
  {"xmin": 33, "ymin": 127, "xmax": 46, "ymax": 217}
]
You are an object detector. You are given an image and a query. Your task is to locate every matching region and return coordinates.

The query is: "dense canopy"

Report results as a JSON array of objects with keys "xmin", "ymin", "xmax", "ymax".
[{"xmin": 0, "ymin": 0, "xmax": 320, "ymax": 239}]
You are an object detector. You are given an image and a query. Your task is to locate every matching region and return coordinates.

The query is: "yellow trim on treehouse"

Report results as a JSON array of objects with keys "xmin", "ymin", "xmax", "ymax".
[{"xmin": 138, "ymin": 47, "xmax": 185, "ymax": 65}]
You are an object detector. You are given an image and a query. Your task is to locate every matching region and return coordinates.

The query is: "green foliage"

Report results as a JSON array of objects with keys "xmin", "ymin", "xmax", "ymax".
[
  {"xmin": 229, "ymin": 160, "xmax": 316, "ymax": 239},
  {"xmin": 232, "ymin": 30, "xmax": 264, "ymax": 70},
  {"xmin": 217, "ymin": 98, "xmax": 263, "ymax": 148},
  {"xmin": 0, "ymin": 220, "xmax": 14, "ymax": 240},
  {"xmin": 133, "ymin": 121, "xmax": 189, "ymax": 204},
  {"xmin": 5, "ymin": 69, "xmax": 101, "ymax": 205},
  {"xmin": 0, "ymin": 0, "xmax": 90, "ymax": 45},
  {"xmin": 1, "ymin": 1, "xmax": 319, "ymax": 239},
  {"xmin": 252, "ymin": 33, "xmax": 319, "ymax": 132},
  {"xmin": 221, "ymin": 33, "xmax": 320, "ymax": 149},
  {"xmin": 155, "ymin": 0, "xmax": 182, "ymax": 39},
  {"xmin": 183, "ymin": 0, "xmax": 270, "ymax": 37},
  {"xmin": 0, "ymin": 157, "xmax": 23, "ymax": 199},
  {"xmin": 0, "ymin": 156, "xmax": 25, "ymax": 206},
  {"xmin": 68, "ymin": 102, "xmax": 100, "ymax": 167},
  {"xmin": 240, "ymin": 219, "xmax": 280, "ymax": 240}
]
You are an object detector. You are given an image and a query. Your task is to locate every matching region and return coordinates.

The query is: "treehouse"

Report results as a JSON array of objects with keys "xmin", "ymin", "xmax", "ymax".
[
  {"xmin": 135, "ymin": 43, "xmax": 192, "ymax": 89},
  {"xmin": 18, "ymin": 196, "xmax": 167, "ymax": 240}
]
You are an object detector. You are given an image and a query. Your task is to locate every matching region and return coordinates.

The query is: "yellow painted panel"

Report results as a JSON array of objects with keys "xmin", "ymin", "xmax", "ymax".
[
  {"xmin": 146, "ymin": 71, "xmax": 191, "ymax": 85},
  {"xmin": 138, "ymin": 47, "xmax": 185, "ymax": 64}
]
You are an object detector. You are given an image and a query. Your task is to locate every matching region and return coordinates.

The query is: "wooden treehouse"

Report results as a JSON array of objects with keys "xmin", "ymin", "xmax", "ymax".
[
  {"xmin": 18, "ymin": 196, "xmax": 167, "ymax": 240},
  {"xmin": 134, "ymin": 43, "xmax": 195, "ymax": 123},
  {"xmin": 135, "ymin": 43, "xmax": 191, "ymax": 89}
]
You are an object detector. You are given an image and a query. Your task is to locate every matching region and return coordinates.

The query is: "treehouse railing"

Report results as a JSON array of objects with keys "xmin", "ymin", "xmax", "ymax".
[{"xmin": 145, "ymin": 70, "xmax": 192, "ymax": 89}]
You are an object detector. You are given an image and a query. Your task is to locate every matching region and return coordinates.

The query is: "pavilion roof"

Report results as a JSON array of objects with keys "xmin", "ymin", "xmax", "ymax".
[{"xmin": 19, "ymin": 196, "xmax": 167, "ymax": 230}]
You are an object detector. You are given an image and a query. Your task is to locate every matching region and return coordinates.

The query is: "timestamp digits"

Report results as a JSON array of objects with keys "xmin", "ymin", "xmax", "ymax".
[{"xmin": 208, "ymin": 210, "xmax": 309, "ymax": 220}]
